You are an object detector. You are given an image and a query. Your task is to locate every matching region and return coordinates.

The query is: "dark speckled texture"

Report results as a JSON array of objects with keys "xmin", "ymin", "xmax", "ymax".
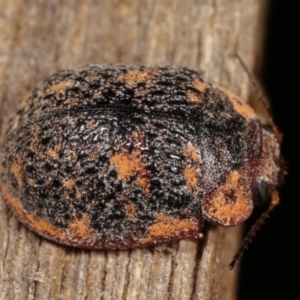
[{"xmin": 0, "ymin": 65, "xmax": 281, "ymax": 248}]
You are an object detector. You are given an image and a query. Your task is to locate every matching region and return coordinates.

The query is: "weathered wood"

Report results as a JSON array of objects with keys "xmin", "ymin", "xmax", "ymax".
[{"xmin": 0, "ymin": 1, "xmax": 268, "ymax": 299}]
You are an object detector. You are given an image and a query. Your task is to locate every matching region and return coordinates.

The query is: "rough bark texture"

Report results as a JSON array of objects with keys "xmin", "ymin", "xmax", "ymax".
[{"xmin": 0, "ymin": 1, "xmax": 267, "ymax": 299}]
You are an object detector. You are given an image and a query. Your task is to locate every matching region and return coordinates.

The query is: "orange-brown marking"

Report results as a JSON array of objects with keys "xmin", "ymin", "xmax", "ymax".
[
  {"xmin": 27, "ymin": 178, "xmax": 36, "ymax": 186},
  {"xmin": 184, "ymin": 166, "xmax": 198, "ymax": 187},
  {"xmin": 203, "ymin": 171, "xmax": 252, "ymax": 226},
  {"xmin": 0, "ymin": 182, "xmax": 65, "ymax": 239},
  {"xmin": 119, "ymin": 69, "xmax": 157, "ymax": 88},
  {"xmin": 68, "ymin": 215, "xmax": 91, "ymax": 239},
  {"xmin": 26, "ymin": 212, "xmax": 65, "ymax": 238},
  {"xmin": 62, "ymin": 178, "xmax": 76, "ymax": 189},
  {"xmin": 48, "ymin": 81, "xmax": 70, "ymax": 94},
  {"xmin": 42, "ymin": 147, "xmax": 60, "ymax": 159},
  {"xmin": 9, "ymin": 158, "xmax": 23, "ymax": 186},
  {"xmin": 85, "ymin": 75, "xmax": 100, "ymax": 83},
  {"xmin": 184, "ymin": 143, "xmax": 202, "ymax": 162},
  {"xmin": 64, "ymin": 149, "xmax": 76, "ymax": 160},
  {"xmin": 31, "ymin": 128, "xmax": 42, "ymax": 145},
  {"xmin": 86, "ymin": 151, "xmax": 98, "ymax": 158},
  {"xmin": 124, "ymin": 203, "xmax": 136, "ymax": 219},
  {"xmin": 183, "ymin": 144, "xmax": 201, "ymax": 188},
  {"xmin": 110, "ymin": 152, "xmax": 135, "ymax": 178},
  {"xmin": 110, "ymin": 131, "xmax": 149, "ymax": 190},
  {"xmin": 68, "ymin": 118, "xmax": 77, "ymax": 127},
  {"xmin": 49, "ymin": 81, "xmax": 71, "ymax": 94},
  {"xmin": 53, "ymin": 123, "xmax": 62, "ymax": 131},
  {"xmin": 92, "ymin": 91, "xmax": 102, "ymax": 98},
  {"xmin": 85, "ymin": 119, "xmax": 96, "ymax": 129},
  {"xmin": 218, "ymin": 86, "xmax": 255, "ymax": 119},
  {"xmin": 187, "ymin": 79, "xmax": 207, "ymax": 103},
  {"xmin": 110, "ymin": 149, "xmax": 149, "ymax": 191},
  {"xmin": 135, "ymin": 175, "xmax": 149, "ymax": 191},
  {"xmin": 75, "ymin": 189, "xmax": 83, "ymax": 199},
  {"xmin": 270, "ymin": 190, "xmax": 280, "ymax": 206},
  {"xmin": 64, "ymin": 98, "xmax": 82, "ymax": 105},
  {"xmin": 147, "ymin": 213, "xmax": 198, "ymax": 237},
  {"xmin": 194, "ymin": 78, "xmax": 207, "ymax": 92},
  {"xmin": 187, "ymin": 90, "xmax": 203, "ymax": 103},
  {"xmin": 84, "ymin": 180, "xmax": 91, "ymax": 186}
]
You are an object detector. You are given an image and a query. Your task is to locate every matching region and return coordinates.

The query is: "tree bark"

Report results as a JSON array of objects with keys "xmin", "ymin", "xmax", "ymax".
[{"xmin": 0, "ymin": 1, "xmax": 268, "ymax": 299}]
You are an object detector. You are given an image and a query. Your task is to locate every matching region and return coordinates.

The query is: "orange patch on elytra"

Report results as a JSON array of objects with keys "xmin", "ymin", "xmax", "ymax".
[
  {"xmin": 135, "ymin": 175, "xmax": 149, "ymax": 191},
  {"xmin": 9, "ymin": 158, "xmax": 23, "ymax": 186},
  {"xmin": 203, "ymin": 171, "xmax": 253, "ymax": 226},
  {"xmin": 184, "ymin": 143, "xmax": 202, "ymax": 162},
  {"xmin": 64, "ymin": 98, "xmax": 81, "ymax": 105},
  {"xmin": 92, "ymin": 91, "xmax": 102, "ymax": 98},
  {"xmin": 184, "ymin": 166, "xmax": 198, "ymax": 187},
  {"xmin": 68, "ymin": 215, "xmax": 91, "ymax": 239},
  {"xmin": 85, "ymin": 75, "xmax": 100, "ymax": 83},
  {"xmin": 187, "ymin": 79, "xmax": 207, "ymax": 103},
  {"xmin": 146, "ymin": 213, "xmax": 198, "ymax": 238},
  {"xmin": 110, "ymin": 131, "xmax": 149, "ymax": 191},
  {"xmin": 64, "ymin": 149, "xmax": 76, "ymax": 160},
  {"xmin": 183, "ymin": 144, "xmax": 201, "ymax": 188},
  {"xmin": 27, "ymin": 178, "xmax": 36, "ymax": 186},
  {"xmin": 0, "ymin": 182, "xmax": 65, "ymax": 239},
  {"xmin": 86, "ymin": 151, "xmax": 98, "ymax": 158},
  {"xmin": 48, "ymin": 81, "xmax": 70, "ymax": 94},
  {"xmin": 42, "ymin": 148, "xmax": 60, "ymax": 158},
  {"xmin": 124, "ymin": 203, "xmax": 136, "ymax": 219},
  {"xmin": 83, "ymin": 180, "xmax": 90, "ymax": 186},
  {"xmin": 119, "ymin": 69, "xmax": 157, "ymax": 87},
  {"xmin": 110, "ymin": 149, "xmax": 149, "ymax": 190},
  {"xmin": 26, "ymin": 212, "xmax": 65, "ymax": 239},
  {"xmin": 187, "ymin": 90, "xmax": 203, "ymax": 103},
  {"xmin": 75, "ymin": 189, "xmax": 83, "ymax": 199},
  {"xmin": 218, "ymin": 86, "xmax": 255, "ymax": 119},
  {"xmin": 31, "ymin": 128, "xmax": 42, "ymax": 145},
  {"xmin": 62, "ymin": 178, "xmax": 76, "ymax": 189},
  {"xmin": 68, "ymin": 118, "xmax": 77, "ymax": 127},
  {"xmin": 85, "ymin": 119, "xmax": 96, "ymax": 129},
  {"xmin": 194, "ymin": 78, "xmax": 207, "ymax": 92},
  {"xmin": 110, "ymin": 152, "xmax": 133, "ymax": 178}
]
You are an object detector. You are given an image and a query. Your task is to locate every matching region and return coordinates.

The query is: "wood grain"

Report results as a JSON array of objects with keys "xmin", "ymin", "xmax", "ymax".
[{"xmin": 0, "ymin": 1, "xmax": 268, "ymax": 299}]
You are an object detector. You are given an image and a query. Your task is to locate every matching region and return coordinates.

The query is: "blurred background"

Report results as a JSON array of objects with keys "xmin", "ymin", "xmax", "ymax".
[{"xmin": 239, "ymin": 1, "xmax": 300, "ymax": 299}]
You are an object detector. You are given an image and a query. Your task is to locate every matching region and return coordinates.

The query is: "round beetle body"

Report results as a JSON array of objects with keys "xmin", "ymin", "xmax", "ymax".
[{"xmin": 0, "ymin": 65, "xmax": 281, "ymax": 249}]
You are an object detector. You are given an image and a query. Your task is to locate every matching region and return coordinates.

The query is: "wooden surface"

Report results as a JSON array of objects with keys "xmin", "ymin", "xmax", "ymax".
[{"xmin": 0, "ymin": 1, "xmax": 267, "ymax": 299}]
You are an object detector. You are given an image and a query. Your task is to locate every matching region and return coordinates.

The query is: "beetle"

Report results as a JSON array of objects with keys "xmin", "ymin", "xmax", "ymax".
[{"xmin": 0, "ymin": 65, "xmax": 283, "ymax": 268}]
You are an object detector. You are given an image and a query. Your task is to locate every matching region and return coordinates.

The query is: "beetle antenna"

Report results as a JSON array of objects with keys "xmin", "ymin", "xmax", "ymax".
[
  {"xmin": 235, "ymin": 54, "xmax": 269, "ymax": 112},
  {"xmin": 235, "ymin": 53, "xmax": 282, "ymax": 143},
  {"xmin": 229, "ymin": 190, "xmax": 280, "ymax": 270}
]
